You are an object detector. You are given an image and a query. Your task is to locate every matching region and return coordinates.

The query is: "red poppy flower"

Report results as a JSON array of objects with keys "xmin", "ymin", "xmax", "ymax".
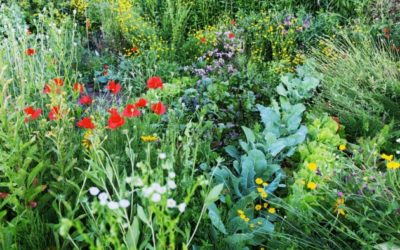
[
  {"xmin": 134, "ymin": 98, "xmax": 148, "ymax": 108},
  {"xmin": 49, "ymin": 106, "xmax": 60, "ymax": 121},
  {"xmin": 26, "ymin": 48, "xmax": 35, "ymax": 56},
  {"xmin": 107, "ymin": 109, "xmax": 125, "ymax": 129},
  {"xmin": 74, "ymin": 83, "xmax": 84, "ymax": 93},
  {"xmin": 79, "ymin": 95, "xmax": 93, "ymax": 105},
  {"xmin": 147, "ymin": 76, "xmax": 163, "ymax": 89},
  {"xmin": 53, "ymin": 78, "xmax": 64, "ymax": 87},
  {"xmin": 77, "ymin": 117, "xmax": 95, "ymax": 129},
  {"xmin": 200, "ymin": 37, "xmax": 207, "ymax": 43},
  {"xmin": 131, "ymin": 47, "xmax": 138, "ymax": 52},
  {"xmin": 43, "ymin": 84, "xmax": 51, "ymax": 94},
  {"xmin": 151, "ymin": 102, "xmax": 166, "ymax": 115},
  {"xmin": 0, "ymin": 192, "xmax": 8, "ymax": 199},
  {"xmin": 122, "ymin": 104, "xmax": 141, "ymax": 118},
  {"xmin": 228, "ymin": 32, "xmax": 235, "ymax": 39},
  {"xmin": 24, "ymin": 106, "xmax": 42, "ymax": 122},
  {"xmin": 106, "ymin": 80, "xmax": 121, "ymax": 94}
]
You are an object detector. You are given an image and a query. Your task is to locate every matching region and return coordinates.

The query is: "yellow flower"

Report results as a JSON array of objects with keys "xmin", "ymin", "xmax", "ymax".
[
  {"xmin": 244, "ymin": 217, "xmax": 250, "ymax": 222},
  {"xmin": 255, "ymin": 204, "xmax": 262, "ymax": 211},
  {"xmin": 307, "ymin": 163, "xmax": 317, "ymax": 171},
  {"xmin": 262, "ymin": 182, "xmax": 269, "ymax": 187},
  {"xmin": 141, "ymin": 135, "xmax": 158, "ymax": 142},
  {"xmin": 387, "ymin": 161, "xmax": 400, "ymax": 170},
  {"xmin": 268, "ymin": 207, "xmax": 276, "ymax": 214},
  {"xmin": 255, "ymin": 178, "xmax": 263, "ymax": 185},
  {"xmin": 237, "ymin": 210, "xmax": 244, "ymax": 215},
  {"xmin": 239, "ymin": 214, "xmax": 246, "ymax": 220},
  {"xmin": 82, "ymin": 130, "xmax": 93, "ymax": 149},
  {"xmin": 257, "ymin": 187, "xmax": 264, "ymax": 193},
  {"xmin": 381, "ymin": 153, "xmax": 394, "ymax": 161},
  {"xmin": 339, "ymin": 144, "xmax": 347, "ymax": 151},
  {"xmin": 260, "ymin": 192, "xmax": 268, "ymax": 198},
  {"xmin": 263, "ymin": 203, "xmax": 268, "ymax": 208},
  {"xmin": 307, "ymin": 182, "xmax": 317, "ymax": 190},
  {"xmin": 337, "ymin": 208, "xmax": 346, "ymax": 216}
]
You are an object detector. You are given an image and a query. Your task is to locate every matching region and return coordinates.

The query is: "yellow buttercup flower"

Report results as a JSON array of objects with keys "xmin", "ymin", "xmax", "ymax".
[
  {"xmin": 263, "ymin": 203, "xmax": 268, "ymax": 208},
  {"xmin": 262, "ymin": 182, "xmax": 269, "ymax": 187},
  {"xmin": 255, "ymin": 204, "xmax": 262, "ymax": 211},
  {"xmin": 387, "ymin": 161, "xmax": 400, "ymax": 170},
  {"xmin": 257, "ymin": 187, "xmax": 264, "ymax": 193},
  {"xmin": 339, "ymin": 144, "xmax": 347, "ymax": 151},
  {"xmin": 307, "ymin": 163, "xmax": 317, "ymax": 171},
  {"xmin": 239, "ymin": 214, "xmax": 246, "ymax": 220},
  {"xmin": 141, "ymin": 135, "xmax": 158, "ymax": 142},
  {"xmin": 381, "ymin": 153, "xmax": 394, "ymax": 161},
  {"xmin": 244, "ymin": 217, "xmax": 250, "ymax": 222},
  {"xmin": 268, "ymin": 207, "xmax": 276, "ymax": 214},
  {"xmin": 260, "ymin": 192, "xmax": 268, "ymax": 198},
  {"xmin": 255, "ymin": 178, "xmax": 263, "ymax": 185},
  {"xmin": 307, "ymin": 182, "xmax": 317, "ymax": 190}
]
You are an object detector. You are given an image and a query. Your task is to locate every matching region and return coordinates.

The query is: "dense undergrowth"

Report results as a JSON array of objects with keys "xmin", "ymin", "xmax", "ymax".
[{"xmin": 0, "ymin": 0, "xmax": 399, "ymax": 249}]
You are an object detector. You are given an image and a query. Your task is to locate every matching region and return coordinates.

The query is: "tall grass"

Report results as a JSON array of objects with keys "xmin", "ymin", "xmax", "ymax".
[{"xmin": 311, "ymin": 34, "xmax": 400, "ymax": 139}]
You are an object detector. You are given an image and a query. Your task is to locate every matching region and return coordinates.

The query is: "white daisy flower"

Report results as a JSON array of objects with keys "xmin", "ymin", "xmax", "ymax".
[
  {"xmin": 159, "ymin": 153, "xmax": 167, "ymax": 160},
  {"xmin": 108, "ymin": 201, "xmax": 119, "ymax": 210},
  {"xmin": 166, "ymin": 198, "xmax": 176, "ymax": 208},
  {"xmin": 119, "ymin": 199, "xmax": 130, "ymax": 208},
  {"xmin": 142, "ymin": 187, "xmax": 154, "ymax": 197},
  {"xmin": 168, "ymin": 172, "xmax": 176, "ymax": 179},
  {"xmin": 151, "ymin": 193, "xmax": 161, "ymax": 203},
  {"xmin": 167, "ymin": 180, "xmax": 177, "ymax": 190},
  {"xmin": 178, "ymin": 203, "xmax": 186, "ymax": 213},
  {"xmin": 89, "ymin": 187, "xmax": 100, "ymax": 196},
  {"xmin": 98, "ymin": 192, "xmax": 108, "ymax": 201}
]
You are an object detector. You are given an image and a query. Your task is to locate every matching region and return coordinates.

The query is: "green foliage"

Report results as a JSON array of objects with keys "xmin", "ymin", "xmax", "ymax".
[{"xmin": 311, "ymin": 33, "xmax": 400, "ymax": 139}]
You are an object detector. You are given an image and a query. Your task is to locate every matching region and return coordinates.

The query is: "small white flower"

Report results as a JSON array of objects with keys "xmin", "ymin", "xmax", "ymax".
[
  {"xmin": 73, "ymin": 9, "xmax": 77, "ymax": 15},
  {"xmin": 133, "ymin": 177, "xmax": 144, "ymax": 187},
  {"xmin": 150, "ymin": 183, "xmax": 162, "ymax": 191},
  {"xmin": 151, "ymin": 193, "xmax": 161, "ymax": 203},
  {"xmin": 168, "ymin": 172, "xmax": 176, "ymax": 179},
  {"xmin": 108, "ymin": 201, "xmax": 119, "ymax": 210},
  {"xmin": 396, "ymin": 150, "xmax": 400, "ymax": 155},
  {"xmin": 119, "ymin": 199, "xmax": 130, "ymax": 208},
  {"xmin": 142, "ymin": 187, "xmax": 153, "ymax": 197},
  {"xmin": 159, "ymin": 153, "xmax": 167, "ymax": 160},
  {"xmin": 98, "ymin": 192, "xmax": 108, "ymax": 201},
  {"xmin": 167, "ymin": 180, "xmax": 176, "ymax": 190},
  {"xmin": 178, "ymin": 203, "xmax": 186, "ymax": 213},
  {"xmin": 125, "ymin": 176, "xmax": 133, "ymax": 183},
  {"xmin": 166, "ymin": 198, "xmax": 176, "ymax": 208},
  {"xmin": 396, "ymin": 138, "xmax": 400, "ymax": 143},
  {"xmin": 89, "ymin": 187, "xmax": 100, "ymax": 196}
]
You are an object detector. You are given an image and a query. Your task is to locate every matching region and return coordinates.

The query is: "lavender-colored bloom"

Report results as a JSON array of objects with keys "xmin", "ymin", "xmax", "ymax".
[
  {"xmin": 284, "ymin": 15, "xmax": 293, "ymax": 26},
  {"xmin": 337, "ymin": 191, "xmax": 344, "ymax": 197},
  {"xmin": 206, "ymin": 65, "xmax": 213, "ymax": 72},
  {"xmin": 303, "ymin": 18, "xmax": 311, "ymax": 29}
]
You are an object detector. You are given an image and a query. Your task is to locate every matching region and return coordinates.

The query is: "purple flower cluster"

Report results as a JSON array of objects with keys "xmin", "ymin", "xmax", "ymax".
[{"xmin": 184, "ymin": 29, "xmax": 243, "ymax": 79}]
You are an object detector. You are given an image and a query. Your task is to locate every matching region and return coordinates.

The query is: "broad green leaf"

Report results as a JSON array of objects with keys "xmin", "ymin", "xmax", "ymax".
[
  {"xmin": 137, "ymin": 205, "xmax": 149, "ymax": 225},
  {"xmin": 207, "ymin": 203, "xmax": 227, "ymax": 235},
  {"xmin": 205, "ymin": 183, "xmax": 224, "ymax": 204}
]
